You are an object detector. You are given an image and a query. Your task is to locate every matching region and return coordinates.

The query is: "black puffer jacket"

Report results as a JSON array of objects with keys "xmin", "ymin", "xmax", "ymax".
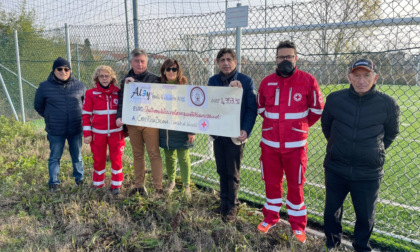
[
  {"xmin": 159, "ymin": 129, "xmax": 195, "ymax": 150},
  {"xmin": 116, "ymin": 69, "xmax": 160, "ymax": 119},
  {"xmin": 321, "ymin": 85, "xmax": 400, "ymax": 180},
  {"xmin": 34, "ymin": 72, "xmax": 86, "ymax": 136}
]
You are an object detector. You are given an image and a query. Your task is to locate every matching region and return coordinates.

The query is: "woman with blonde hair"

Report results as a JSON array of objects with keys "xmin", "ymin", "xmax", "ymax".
[
  {"xmin": 159, "ymin": 59, "xmax": 195, "ymax": 195},
  {"xmin": 82, "ymin": 65, "xmax": 125, "ymax": 195}
]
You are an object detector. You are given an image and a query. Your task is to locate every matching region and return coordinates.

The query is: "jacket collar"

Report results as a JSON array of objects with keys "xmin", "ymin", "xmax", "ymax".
[
  {"xmin": 349, "ymin": 84, "xmax": 377, "ymax": 100},
  {"xmin": 128, "ymin": 69, "xmax": 150, "ymax": 80},
  {"xmin": 95, "ymin": 82, "xmax": 117, "ymax": 94},
  {"xmin": 48, "ymin": 71, "xmax": 74, "ymax": 85}
]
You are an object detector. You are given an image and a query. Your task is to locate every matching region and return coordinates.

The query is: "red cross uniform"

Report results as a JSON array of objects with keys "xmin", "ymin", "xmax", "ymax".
[
  {"xmin": 257, "ymin": 68, "xmax": 324, "ymax": 232},
  {"xmin": 82, "ymin": 83, "xmax": 125, "ymax": 189}
]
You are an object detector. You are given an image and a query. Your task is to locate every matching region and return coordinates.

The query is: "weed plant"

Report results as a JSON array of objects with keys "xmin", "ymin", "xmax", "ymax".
[{"xmin": 0, "ymin": 116, "xmax": 344, "ymax": 251}]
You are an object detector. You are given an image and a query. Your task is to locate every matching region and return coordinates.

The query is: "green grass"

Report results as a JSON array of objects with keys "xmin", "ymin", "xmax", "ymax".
[
  {"xmin": 1, "ymin": 115, "xmax": 332, "ymax": 251},
  {"xmin": 14, "ymin": 83, "xmax": 420, "ymax": 251}
]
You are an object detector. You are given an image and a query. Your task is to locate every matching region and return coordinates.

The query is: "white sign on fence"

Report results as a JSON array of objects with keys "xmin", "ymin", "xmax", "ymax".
[
  {"xmin": 225, "ymin": 5, "xmax": 249, "ymax": 28},
  {"xmin": 122, "ymin": 82, "xmax": 243, "ymax": 137}
]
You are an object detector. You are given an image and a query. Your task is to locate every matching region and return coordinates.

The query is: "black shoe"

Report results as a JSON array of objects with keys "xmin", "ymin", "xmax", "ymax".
[
  {"xmin": 49, "ymin": 184, "xmax": 60, "ymax": 192},
  {"xmin": 111, "ymin": 188, "xmax": 121, "ymax": 195},
  {"xmin": 213, "ymin": 204, "xmax": 227, "ymax": 215},
  {"xmin": 75, "ymin": 180, "xmax": 84, "ymax": 186},
  {"xmin": 223, "ymin": 207, "xmax": 238, "ymax": 222},
  {"xmin": 129, "ymin": 186, "xmax": 148, "ymax": 197}
]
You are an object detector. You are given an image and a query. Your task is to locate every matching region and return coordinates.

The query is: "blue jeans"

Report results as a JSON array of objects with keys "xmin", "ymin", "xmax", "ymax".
[{"xmin": 47, "ymin": 133, "xmax": 84, "ymax": 185}]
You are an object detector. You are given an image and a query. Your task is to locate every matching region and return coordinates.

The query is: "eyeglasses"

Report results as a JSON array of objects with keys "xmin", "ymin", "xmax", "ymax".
[
  {"xmin": 276, "ymin": 55, "xmax": 295, "ymax": 61},
  {"xmin": 56, "ymin": 67, "xmax": 70, "ymax": 72},
  {"xmin": 165, "ymin": 67, "xmax": 178, "ymax": 72},
  {"xmin": 99, "ymin": 75, "xmax": 110, "ymax": 79}
]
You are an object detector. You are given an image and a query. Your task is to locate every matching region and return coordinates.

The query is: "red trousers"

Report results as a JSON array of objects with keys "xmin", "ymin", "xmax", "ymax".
[
  {"xmin": 260, "ymin": 145, "xmax": 308, "ymax": 231},
  {"xmin": 90, "ymin": 132, "xmax": 125, "ymax": 189}
]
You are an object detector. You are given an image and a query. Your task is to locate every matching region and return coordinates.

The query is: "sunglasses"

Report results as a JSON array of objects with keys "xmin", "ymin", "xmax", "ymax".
[
  {"xmin": 56, "ymin": 67, "xmax": 70, "ymax": 72},
  {"xmin": 165, "ymin": 67, "xmax": 178, "ymax": 72}
]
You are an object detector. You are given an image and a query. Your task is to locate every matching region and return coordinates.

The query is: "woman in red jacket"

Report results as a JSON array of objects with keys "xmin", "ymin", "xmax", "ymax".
[{"xmin": 82, "ymin": 65, "xmax": 125, "ymax": 195}]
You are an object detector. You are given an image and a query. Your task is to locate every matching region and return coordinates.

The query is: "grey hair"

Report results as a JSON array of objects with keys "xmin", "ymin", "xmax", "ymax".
[{"xmin": 129, "ymin": 48, "xmax": 148, "ymax": 61}]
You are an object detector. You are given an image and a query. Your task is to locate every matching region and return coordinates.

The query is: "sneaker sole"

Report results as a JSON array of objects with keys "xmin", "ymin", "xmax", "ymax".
[{"xmin": 258, "ymin": 223, "xmax": 276, "ymax": 233}]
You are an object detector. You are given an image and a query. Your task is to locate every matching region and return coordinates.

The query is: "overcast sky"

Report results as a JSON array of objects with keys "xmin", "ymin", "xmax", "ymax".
[{"xmin": 2, "ymin": 0, "xmax": 308, "ymax": 29}]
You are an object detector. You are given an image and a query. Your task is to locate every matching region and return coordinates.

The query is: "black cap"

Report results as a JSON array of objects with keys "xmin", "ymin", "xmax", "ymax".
[
  {"xmin": 350, "ymin": 58, "xmax": 375, "ymax": 73},
  {"xmin": 52, "ymin": 57, "xmax": 71, "ymax": 71}
]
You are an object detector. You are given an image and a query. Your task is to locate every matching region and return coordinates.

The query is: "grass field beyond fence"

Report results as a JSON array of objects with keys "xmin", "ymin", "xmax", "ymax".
[{"xmin": 172, "ymin": 84, "xmax": 419, "ymax": 250}]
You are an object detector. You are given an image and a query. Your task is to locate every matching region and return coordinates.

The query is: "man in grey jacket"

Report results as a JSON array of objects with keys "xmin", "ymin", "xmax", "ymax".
[
  {"xmin": 34, "ymin": 57, "xmax": 86, "ymax": 191},
  {"xmin": 321, "ymin": 59, "xmax": 400, "ymax": 252}
]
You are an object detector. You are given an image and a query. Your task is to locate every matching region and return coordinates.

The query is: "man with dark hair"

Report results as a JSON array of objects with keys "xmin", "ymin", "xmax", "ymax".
[
  {"xmin": 116, "ymin": 48, "xmax": 163, "ymax": 196},
  {"xmin": 208, "ymin": 48, "xmax": 257, "ymax": 222},
  {"xmin": 256, "ymin": 40, "xmax": 324, "ymax": 243},
  {"xmin": 34, "ymin": 57, "xmax": 86, "ymax": 191},
  {"xmin": 321, "ymin": 59, "xmax": 400, "ymax": 252}
]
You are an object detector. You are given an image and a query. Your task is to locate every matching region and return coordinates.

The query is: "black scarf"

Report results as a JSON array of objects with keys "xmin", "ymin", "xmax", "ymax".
[
  {"xmin": 99, "ymin": 82, "xmax": 110, "ymax": 89},
  {"xmin": 219, "ymin": 69, "xmax": 237, "ymax": 86}
]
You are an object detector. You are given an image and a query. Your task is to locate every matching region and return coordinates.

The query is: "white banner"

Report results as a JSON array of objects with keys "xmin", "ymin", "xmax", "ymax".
[{"xmin": 122, "ymin": 82, "xmax": 243, "ymax": 137}]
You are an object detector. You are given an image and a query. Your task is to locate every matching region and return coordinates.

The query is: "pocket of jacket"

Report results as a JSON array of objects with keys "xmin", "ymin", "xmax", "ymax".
[
  {"xmin": 262, "ymin": 127, "xmax": 273, "ymax": 131},
  {"xmin": 292, "ymin": 127, "xmax": 307, "ymax": 134}
]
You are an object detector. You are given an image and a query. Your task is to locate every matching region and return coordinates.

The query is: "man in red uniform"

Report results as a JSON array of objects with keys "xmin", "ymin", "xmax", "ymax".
[{"xmin": 256, "ymin": 41, "xmax": 324, "ymax": 243}]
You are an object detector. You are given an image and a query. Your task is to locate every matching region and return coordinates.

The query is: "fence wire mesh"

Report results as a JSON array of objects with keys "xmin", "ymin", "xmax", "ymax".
[{"xmin": 0, "ymin": 0, "xmax": 419, "ymax": 250}]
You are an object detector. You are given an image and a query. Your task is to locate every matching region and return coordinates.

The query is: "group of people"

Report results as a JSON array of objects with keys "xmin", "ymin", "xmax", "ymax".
[{"xmin": 34, "ymin": 40, "xmax": 400, "ymax": 252}]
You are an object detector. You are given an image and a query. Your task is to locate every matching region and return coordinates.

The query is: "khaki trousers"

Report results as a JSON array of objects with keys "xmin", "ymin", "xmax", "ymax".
[{"xmin": 127, "ymin": 125, "xmax": 163, "ymax": 189}]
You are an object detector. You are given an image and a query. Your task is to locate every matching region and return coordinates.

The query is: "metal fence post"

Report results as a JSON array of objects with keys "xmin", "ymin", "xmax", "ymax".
[
  {"xmin": 76, "ymin": 44, "xmax": 80, "ymax": 80},
  {"xmin": 207, "ymin": 36, "xmax": 215, "ymax": 156},
  {"xmin": 14, "ymin": 30, "xmax": 25, "ymax": 123},
  {"xmin": 65, "ymin": 23, "xmax": 72, "ymax": 68},
  {"xmin": 0, "ymin": 72, "xmax": 19, "ymax": 121},
  {"xmin": 416, "ymin": 60, "xmax": 419, "ymax": 86},
  {"xmin": 125, "ymin": 0, "xmax": 131, "ymax": 65},
  {"xmin": 235, "ymin": 3, "xmax": 242, "ymax": 73},
  {"xmin": 133, "ymin": 0, "xmax": 139, "ymax": 49}
]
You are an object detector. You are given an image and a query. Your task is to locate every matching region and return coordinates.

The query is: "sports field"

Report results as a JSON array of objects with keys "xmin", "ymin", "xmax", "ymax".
[{"xmin": 150, "ymin": 83, "xmax": 419, "ymax": 247}]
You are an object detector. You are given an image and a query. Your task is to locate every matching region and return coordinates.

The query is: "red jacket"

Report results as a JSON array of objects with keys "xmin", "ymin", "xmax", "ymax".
[
  {"xmin": 82, "ymin": 83, "xmax": 122, "ymax": 137},
  {"xmin": 257, "ymin": 68, "xmax": 324, "ymax": 151}
]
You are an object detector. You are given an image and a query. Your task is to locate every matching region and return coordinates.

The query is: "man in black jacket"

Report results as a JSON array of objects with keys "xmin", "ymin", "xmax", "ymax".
[
  {"xmin": 321, "ymin": 59, "xmax": 400, "ymax": 252},
  {"xmin": 116, "ymin": 48, "xmax": 163, "ymax": 196},
  {"xmin": 208, "ymin": 48, "xmax": 257, "ymax": 222},
  {"xmin": 34, "ymin": 57, "xmax": 86, "ymax": 191}
]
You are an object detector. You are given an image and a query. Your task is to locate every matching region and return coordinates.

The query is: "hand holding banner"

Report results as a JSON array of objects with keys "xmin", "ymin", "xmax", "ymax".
[{"xmin": 122, "ymin": 82, "xmax": 243, "ymax": 137}]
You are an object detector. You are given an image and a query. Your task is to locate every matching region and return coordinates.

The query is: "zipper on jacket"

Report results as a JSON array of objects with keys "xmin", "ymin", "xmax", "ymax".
[
  {"xmin": 275, "ymin": 88, "xmax": 280, "ymax": 106},
  {"xmin": 106, "ymin": 95, "xmax": 110, "ymax": 136},
  {"xmin": 350, "ymin": 97, "xmax": 362, "ymax": 179},
  {"xmin": 288, "ymin": 87, "xmax": 292, "ymax": 106}
]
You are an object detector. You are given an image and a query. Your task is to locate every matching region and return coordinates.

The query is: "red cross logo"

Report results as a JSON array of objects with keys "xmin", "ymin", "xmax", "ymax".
[{"xmin": 201, "ymin": 121, "xmax": 207, "ymax": 128}]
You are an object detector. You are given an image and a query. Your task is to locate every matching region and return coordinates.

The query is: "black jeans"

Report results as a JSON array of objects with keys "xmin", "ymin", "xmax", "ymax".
[
  {"xmin": 213, "ymin": 136, "xmax": 244, "ymax": 211},
  {"xmin": 324, "ymin": 170, "xmax": 381, "ymax": 252}
]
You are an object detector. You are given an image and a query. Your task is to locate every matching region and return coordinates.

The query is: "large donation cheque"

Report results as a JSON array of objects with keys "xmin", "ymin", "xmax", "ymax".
[{"xmin": 122, "ymin": 82, "xmax": 243, "ymax": 137}]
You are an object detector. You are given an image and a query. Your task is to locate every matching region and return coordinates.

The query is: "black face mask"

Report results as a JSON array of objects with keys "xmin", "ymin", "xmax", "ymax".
[{"xmin": 277, "ymin": 60, "xmax": 295, "ymax": 77}]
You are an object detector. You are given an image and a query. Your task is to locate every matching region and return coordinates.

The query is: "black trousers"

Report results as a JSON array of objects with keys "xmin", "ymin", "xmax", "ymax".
[
  {"xmin": 324, "ymin": 170, "xmax": 381, "ymax": 252},
  {"xmin": 213, "ymin": 136, "xmax": 244, "ymax": 210}
]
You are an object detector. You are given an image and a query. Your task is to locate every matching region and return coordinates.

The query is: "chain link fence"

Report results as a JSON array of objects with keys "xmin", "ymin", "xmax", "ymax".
[{"xmin": 0, "ymin": 0, "xmax": 419, "ymax": 250}]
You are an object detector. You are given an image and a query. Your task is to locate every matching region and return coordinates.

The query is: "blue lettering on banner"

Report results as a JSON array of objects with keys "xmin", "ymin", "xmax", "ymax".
[{"xmin": 130, "ymin": 83, "xmax": 152, "ymax": 104}]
